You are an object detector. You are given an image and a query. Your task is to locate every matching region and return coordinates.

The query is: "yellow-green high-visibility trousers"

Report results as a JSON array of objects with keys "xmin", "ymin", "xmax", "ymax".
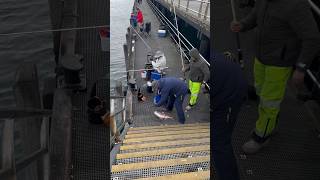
[
  {"xmin": 189, "ymin": 80, "xmax": 201, "ymax": 106},
  {"xmin": 254, "ymin": 58, "xmax": 292, "ymax": 138}
]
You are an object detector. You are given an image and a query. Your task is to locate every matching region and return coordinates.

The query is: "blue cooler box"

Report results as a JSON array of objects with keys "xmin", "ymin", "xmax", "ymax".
[
  {"xmin": 158, "ymin": 30, "xmax": 166, "ymax": 37},
  {"xmin": 151, "ymin": 72, "xmax": 162, "ymax": 80}
]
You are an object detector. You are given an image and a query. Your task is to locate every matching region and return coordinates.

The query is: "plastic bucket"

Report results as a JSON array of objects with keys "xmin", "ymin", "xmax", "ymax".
[
  {"xmin": 154, "ymin": 94, "xmax": 161, "ymax": 104},
  {"xmin": 141, "ymin": 71, "xmax": 147, "ymax": 79}
]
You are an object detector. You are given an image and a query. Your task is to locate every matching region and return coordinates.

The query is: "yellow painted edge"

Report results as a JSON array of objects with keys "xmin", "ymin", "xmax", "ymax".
[
  {"xmin": 136, "ymin": 170, "xmax": 210, "ymax": 180},
  {"xmin": 112, "ymin": 156, "xmax": 210, "ymax": 173},
  {"xmin": 125, "ymin": 129, "xmax": 209, "ymax": 139},
  {"xmin": 123, "ymin": 132, "xmax": 209, "ymax": 144},
  {"xmin": 127, "ymin": 125, "xmax": 209, "ymax": 135},
  {"xmin": 128, "ymin": 123, "xmax": 209, "ymax": 131},
  {"xmin": 117, "ymin": 145, "xmax": 210, "ymax": 159},
  {"xmin": 120, "ymin": 138, "xmax": 210, "ymax": 151}
]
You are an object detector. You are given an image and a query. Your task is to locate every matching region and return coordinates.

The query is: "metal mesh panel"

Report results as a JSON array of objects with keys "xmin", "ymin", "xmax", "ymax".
[
  {"xmin": 111, "ymin": 162, "xmax": 210, "ymax": 180},
  {"xmin": 116, "ymin": 151, "xmax": 210, "ymax": 164}
]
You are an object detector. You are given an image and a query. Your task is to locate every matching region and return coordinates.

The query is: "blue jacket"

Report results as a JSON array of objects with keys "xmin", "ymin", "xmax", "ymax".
[
  {"xmin": 212, "ymin": 52, "xmax": 248, "ymax": 109},
  {"xmin": 155, "ymin": 77, "xmax": 188, "ymax": 107}
]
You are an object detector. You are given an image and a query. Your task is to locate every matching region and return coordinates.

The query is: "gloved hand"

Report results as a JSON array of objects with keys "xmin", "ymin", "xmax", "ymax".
[{"xmin": 230, "ymin": 21, "xmax": 243, "ymax": 32}]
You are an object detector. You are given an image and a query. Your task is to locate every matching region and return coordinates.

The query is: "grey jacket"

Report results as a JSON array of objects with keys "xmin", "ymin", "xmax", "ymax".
[
  {"xmin": 185, "ymin": 48, "xmax": 210, "ymax": 82},
  {"xmin": 240, "ymin": 0, "xmax": 320, "ymax": 67}
]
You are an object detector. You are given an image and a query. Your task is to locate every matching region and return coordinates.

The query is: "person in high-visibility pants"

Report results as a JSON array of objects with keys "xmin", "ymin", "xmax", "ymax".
[
  {"xmin": 231, "ymin": 0, "xmax": 320, "ymax": 154},
  {"xmin": 183, "ymin": 48, "xmax": 210, "ymax": 110}
]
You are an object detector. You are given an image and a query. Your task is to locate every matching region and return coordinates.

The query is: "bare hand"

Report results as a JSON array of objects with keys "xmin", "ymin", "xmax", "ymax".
[
  {"xmin": 230, "ymin": 21, "xmax": 242, "ymax": 32},
  {"xmin": 292, "ymin": 70, "xmax": 305, "ymax": 87}
]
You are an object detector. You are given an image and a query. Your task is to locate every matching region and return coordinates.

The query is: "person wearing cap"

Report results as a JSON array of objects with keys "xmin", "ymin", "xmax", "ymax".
[
  {"xmin": 152, "ymin": 77, "xmax": 189, "ymax": 124},
  {"xmin": 151, "ymin": 50, "xmax": 167, "ymax": 74},
  {"xmin": 182, "ymin": 48, "xmax": 210, "ymax": 110}
]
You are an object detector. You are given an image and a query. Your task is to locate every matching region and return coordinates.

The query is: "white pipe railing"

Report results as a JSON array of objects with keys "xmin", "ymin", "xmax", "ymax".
[{"xmin": 309, "ymin": 0, "xmax": 320, "ymax": 16}]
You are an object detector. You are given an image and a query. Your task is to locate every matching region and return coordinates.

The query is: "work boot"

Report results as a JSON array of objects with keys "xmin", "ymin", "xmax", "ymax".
[
  {"xmin": 185, "ymin": 104, "xmax": 194, "ymax": 111},
  {"xmin": 242, "ymin": 133, "xmax": 270, "ymax": 154}
]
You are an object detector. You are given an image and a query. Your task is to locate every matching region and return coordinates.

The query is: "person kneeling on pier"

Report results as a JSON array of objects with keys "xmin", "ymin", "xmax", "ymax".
[
  {"xmin": 152, "ymin": 77, "xmax": 188, "ymax": 124},
  {"xmin": 87, "ymin": 96, "xmax": 121, "ymax": 143}
]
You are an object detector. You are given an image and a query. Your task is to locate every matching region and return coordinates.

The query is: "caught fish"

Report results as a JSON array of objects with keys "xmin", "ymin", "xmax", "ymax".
[{"xmin": 154, "ymin": 111, "xmax": 173, "ymax": 120}]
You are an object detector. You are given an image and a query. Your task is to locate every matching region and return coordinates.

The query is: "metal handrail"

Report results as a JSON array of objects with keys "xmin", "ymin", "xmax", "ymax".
[
  {"xmin": 309, "ymin": 0, "xmax": 320, "ymax": 16},
  {"xmin": 151, "ymin": 0, "xmax": 210, "ymax": 66},
  {"xmin": 166, "ymin": 0, "xmax": 210, "ymax": 19}
]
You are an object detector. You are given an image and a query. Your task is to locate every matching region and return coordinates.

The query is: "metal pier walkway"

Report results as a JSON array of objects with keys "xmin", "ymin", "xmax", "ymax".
[{"xmin": 213, "ymin": 1, "xmax": 320, "ymax": 179}]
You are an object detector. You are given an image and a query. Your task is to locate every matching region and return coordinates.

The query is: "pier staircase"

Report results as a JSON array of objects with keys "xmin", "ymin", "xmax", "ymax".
[{"xmin": 111, "ymin": 123, "xmax": 210, "ymax": 180}]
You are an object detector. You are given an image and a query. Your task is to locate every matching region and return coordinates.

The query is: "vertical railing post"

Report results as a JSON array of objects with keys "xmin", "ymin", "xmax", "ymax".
[
  {"xmin": 198, "ymin": 0, "xmax": 204, "ymax": 18},
  {"xmin": 204, "ymin": 0, "xmax": 209, "ymax": 20},
  {"xmin": 122, "ymin": 98, "xmax": 126, "ymax": 123},
  {"xmin": 40, "ymin": 117, "xmax": 50, "ymax": 180},
  {"xmin": 1, "ymin": 119, "xmax": 16, "ymax": 180},
  {"xmin": 186, "ymin": 0, "xmax": 190, "ymax": 12},
  {"xmin": 178, "ymin": 0, "xmax": 180, "ymax": 8}
]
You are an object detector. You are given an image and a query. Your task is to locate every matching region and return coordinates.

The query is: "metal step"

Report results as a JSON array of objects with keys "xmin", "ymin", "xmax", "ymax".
[
  {"xmin": 125, "ymin": 129, "xmax": 209, "ymax": 139},
  {"xmin": 112, "ymin": 156, "xmax": 210, "ymax": 173},
  {"xmin": 136, "ymin": 170, "xmax": 210, "ymax": 180},
  {"xmin": 111, "ymin": 162, "xmax": 209, "ymax": 180},
  {"xmin": 116, "ymin": 151, "xmax": 210, "ymax": 165},
  {"xmin": 123, "ymin": 132, "xmax": 209, "ymax": 144},
  {"xmin": 120, "ymin": 138, "xmax": 210, "ymax": 151},
  {"xmin": 120, "ymin": 141, "xmax": 210, "ymax": 154},
  {"xmin": 127, "ymin": 124, "xmax": 209, "ymax": 135},
  {"xmin": 128, "ymin": 123, "xmax": 209, "ymax": 131},
  {"xmin": 117, "ymin": 145, "xmax": 210, "ymax": 160}
]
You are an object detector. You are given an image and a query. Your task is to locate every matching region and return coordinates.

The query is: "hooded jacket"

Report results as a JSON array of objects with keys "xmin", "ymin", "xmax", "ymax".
[
  {"xmin": 240, "ymin": 0, "xmax": 320, "ymax": 67},
  {"xmin": 185, "ymin": 48, "xmax": 210, "ymax": 82}
]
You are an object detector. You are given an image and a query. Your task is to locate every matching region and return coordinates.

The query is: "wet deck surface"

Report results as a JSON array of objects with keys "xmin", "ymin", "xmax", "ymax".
[{"xmin": 130, "ymin": 1, "xmax": 210, "ymax": 127}]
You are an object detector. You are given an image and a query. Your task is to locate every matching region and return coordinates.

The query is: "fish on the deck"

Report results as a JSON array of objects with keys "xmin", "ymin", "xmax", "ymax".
[{"xmin": 154, "ymin": 111, "xmax": 173, "ymax": 120}]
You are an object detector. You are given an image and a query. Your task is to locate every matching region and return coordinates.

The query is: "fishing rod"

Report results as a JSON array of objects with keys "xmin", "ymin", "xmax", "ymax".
[
  {"xmin": 230, "ymin": 0, "xmax": 244, "ymax": 68},
  {"xmin": 306, "ymin": 69, "xmax": 320, "ymax": 90},
  {"xmin": 116, "ymin": 67, "xmax": 169, "ymax": 73}
]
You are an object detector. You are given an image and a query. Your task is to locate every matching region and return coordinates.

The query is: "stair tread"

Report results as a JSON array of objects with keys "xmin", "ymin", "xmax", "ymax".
[
  {"xmin": 128, "ymin": 123, "xmax": 209, "ymax": 131},
  {"xmin": 127, "ymin": 125, "xmax": 209, "ymax": 134},
  {"xmin": 125, "ymin": 129, "xmax": 209, "ymax": 139},
  {"xmin": 120, "ymin": 138, "xmax": 210, "ymax": 151},
  {"xmin": 136, "ymin": 170, "xmax": 210, "ymax": 180},
  {"xmin": 117, "ymin": 145, "xmax": 210, "ymax": 159},
  {"xmin": 123, "ymin": 132, "xmax": 209, "ymax": 144},
  {"xmin": 111, "ymin": 156, "xmax": 210, "ymax": 173}
]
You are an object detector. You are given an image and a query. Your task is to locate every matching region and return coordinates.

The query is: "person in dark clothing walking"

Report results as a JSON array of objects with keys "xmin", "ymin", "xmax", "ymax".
[
  {"xmin": 212, "ymin": 51, "xmax": 248, "ymax": 180},
  {"xmin": 152, "ymin": 77, "xmax": 189, "ymax": 124},
  {"xmin": 231, "ymin": 0, "xmax": 320, "ymax": 154}
]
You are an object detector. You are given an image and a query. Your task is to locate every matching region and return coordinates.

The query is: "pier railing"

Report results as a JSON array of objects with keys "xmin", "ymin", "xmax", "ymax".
[{"xmin": 166, "ymin": 0, "xmax": 210, "ymax": 21}]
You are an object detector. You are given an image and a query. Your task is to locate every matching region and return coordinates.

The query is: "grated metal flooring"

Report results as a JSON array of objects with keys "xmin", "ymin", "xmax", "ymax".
[{"xmin": 71, "ymin": 0, "xmax": 109, "ymax": 179}]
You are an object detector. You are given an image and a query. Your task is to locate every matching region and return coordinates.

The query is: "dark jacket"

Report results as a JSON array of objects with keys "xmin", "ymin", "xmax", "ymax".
[
  {"xmin": 240, "ymin": 0, "xmax": 320, "ymax": 67},
  {"xmin": 212, "ymin": 52, "xmax": 248, "ymax": 109},
  {"xmin": 154, "ymin": 77, "xmax": 188, "ymax": 107},
  {"xmin": 185, "ymin": 48, "xmax": 210, "ymax": 82}
]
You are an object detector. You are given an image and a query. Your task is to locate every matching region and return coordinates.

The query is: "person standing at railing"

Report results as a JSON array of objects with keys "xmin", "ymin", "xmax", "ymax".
[
  {"xmin": 230, "ymin": 0, "xmax": 320, "ymax": 154},
  {"xmin": 136, "ymin": 8, "xmax": 144, "ymax": 32},
  {"xmin": 182, "ymin": 48, "xmax": 210, "ymax": 110}
]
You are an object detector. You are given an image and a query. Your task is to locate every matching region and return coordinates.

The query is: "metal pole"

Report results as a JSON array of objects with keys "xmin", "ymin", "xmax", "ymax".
[
  {"xmin": 173, "ymin": 0, "xmax": 185, "ymax": 75},
  {"xmin": 186, "ymin": 0, "xmax": 190, "ymax": 12},
  {"xmin": 230, "ymin": 0, "xmax": 244, "ymax": 68},
  {"xmin": 198, "ymin": 0, "xmax": 204, "ymax": 18},
  {"xmin": 204, "ymin": 0, "xmax": 210, "ymax": 20},
  {"xmin": 1, "ymin": 119, "xmax": 16, "ymax": 180}
]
